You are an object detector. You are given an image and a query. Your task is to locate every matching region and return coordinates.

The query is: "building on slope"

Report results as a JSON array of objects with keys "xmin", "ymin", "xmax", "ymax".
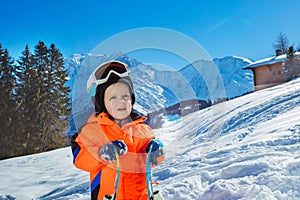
[{"xmin": 244, "ymin": 50, "xmax": 300, "ymax": 91}]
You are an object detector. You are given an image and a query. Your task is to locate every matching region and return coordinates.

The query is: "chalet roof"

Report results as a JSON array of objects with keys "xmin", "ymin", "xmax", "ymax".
[{"xmin": 244, "ymin": 52, "xmax": 300, "ymax": 69}]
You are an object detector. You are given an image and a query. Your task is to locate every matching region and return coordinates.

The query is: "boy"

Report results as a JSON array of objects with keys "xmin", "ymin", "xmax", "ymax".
[{"xmin": 71, "ymin": 60, "xmax": 165, "ymax": 200}]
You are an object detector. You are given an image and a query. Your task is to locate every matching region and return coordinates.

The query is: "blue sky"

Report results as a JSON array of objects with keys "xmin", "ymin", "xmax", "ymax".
[{"xmin": 1, "ymin": 0, "xmax": 300, "ymax": 69}]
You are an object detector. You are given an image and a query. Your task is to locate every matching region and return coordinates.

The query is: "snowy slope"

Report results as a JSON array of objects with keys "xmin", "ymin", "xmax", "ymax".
[
  {"xmin": 1, "ymin": 77, "xmax": 300, "ymax": 199},
  {"xmin": 156, "ymin": 77, "xmax": 300, "ymax": 199}
]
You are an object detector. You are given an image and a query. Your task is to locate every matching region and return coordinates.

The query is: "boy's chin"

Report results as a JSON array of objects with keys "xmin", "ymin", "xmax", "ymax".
[{"xmin": 113, "ymin": 112, "xmax": 130, "ymax": 120}]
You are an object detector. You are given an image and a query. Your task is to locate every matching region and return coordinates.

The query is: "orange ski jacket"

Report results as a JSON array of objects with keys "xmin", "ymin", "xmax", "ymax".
[{"xmin": 71, "ymin": 112, "xmax": 164, "ymax": 200}]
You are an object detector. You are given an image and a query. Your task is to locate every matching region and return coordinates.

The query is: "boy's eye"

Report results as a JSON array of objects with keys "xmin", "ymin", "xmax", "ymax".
[
  {"xmin": 123, "ymin": 95, "xmax": 130, "ymax": 101},
  {"xmin": 110, "ymin": 96, "xmax": 116, "ymax": 100}
]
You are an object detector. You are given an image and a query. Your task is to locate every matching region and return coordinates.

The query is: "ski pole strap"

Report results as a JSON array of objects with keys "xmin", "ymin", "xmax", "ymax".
[
  {"xmin": 146, "ymin": 144, "xmax": 154, "ymax": 200},
  {"xmin": 113, "ymin": 150, "xmax": 121, "ymax": 200}
]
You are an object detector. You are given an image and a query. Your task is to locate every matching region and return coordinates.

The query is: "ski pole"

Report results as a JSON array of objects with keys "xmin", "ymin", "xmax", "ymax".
[
  {"xmin": 113, "ymin": 150, "xmax": 121, "ymax": 200},
  {"xmin": 146, "ymin": 144, "xmax": 154, "ymax": 200}
]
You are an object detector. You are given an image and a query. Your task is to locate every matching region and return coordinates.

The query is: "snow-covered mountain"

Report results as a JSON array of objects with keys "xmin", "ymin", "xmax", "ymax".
[
  {"xmin": 1, "ymin": 76, "xmax": 299, "ymax": 200},
  {"xmin": 66, "ymin": 53, "xmax": 253, "ymax": 134}
]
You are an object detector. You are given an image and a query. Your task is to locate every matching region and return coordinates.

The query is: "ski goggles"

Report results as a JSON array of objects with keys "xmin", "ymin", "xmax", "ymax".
[{"xmin": 87, "ymin": 60, "xmax": 130, "ymax": 97}]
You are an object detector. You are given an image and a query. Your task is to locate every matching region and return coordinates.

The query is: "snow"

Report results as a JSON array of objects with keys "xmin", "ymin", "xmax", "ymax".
[
  {"xmin": 1, "ymin": 74, "xmax": 300, "ymax": 199},
  {"xmin": 232, "ymin": 55, "xmax": 253, "ymax": 64},
  {"xmin": 244, "ymin": 52, "xmax": 300, "ymax": 69}
]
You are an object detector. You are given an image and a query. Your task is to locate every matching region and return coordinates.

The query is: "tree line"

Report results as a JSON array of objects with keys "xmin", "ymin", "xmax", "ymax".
[{"xmin": 0, "ymin": 41, "xmax": 70, "ymax": 160}]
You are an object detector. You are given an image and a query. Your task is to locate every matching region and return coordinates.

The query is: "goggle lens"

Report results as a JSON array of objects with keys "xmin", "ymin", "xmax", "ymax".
[
  {"xmin": 87, "ymin": 60, "xmax": 130, "ymax": 97},
  {"xmin": 94, "ymin": 61, "xmax": 129, "ymax": 80}
]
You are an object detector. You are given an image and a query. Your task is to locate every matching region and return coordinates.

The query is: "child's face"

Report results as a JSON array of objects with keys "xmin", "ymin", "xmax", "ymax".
[{"xmin": 104, "ymin": 82, "xmax": 132, "ymax": 120}]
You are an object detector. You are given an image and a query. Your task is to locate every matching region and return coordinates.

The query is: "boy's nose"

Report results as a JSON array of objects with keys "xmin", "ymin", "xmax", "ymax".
[{"xmin": 117, "ymin": 98, "xmax": 126, "ymax": 103}]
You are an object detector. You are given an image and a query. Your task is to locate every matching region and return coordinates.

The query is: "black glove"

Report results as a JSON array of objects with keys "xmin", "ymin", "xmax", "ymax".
[
  {"xmin": 145, "ymin": 140, "xmax": 165, "ymax": 166},
  {"xmin": 99, "ymin": 140, "xmax": 127, "ymax": 162}
]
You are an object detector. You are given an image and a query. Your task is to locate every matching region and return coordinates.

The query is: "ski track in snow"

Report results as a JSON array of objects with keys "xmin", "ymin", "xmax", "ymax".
[
  {"xmin": 1, "ymin": 78, "xmax": 300, "ymax": 200},
  {"xmin": 154, "ymin": 79, "xmax": 300, "ymax": 200}
]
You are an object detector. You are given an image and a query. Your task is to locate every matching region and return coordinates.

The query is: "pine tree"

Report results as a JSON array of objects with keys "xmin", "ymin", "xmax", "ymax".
[
  {"xmin": 31, "ymin": 41, "xmax": 51, "ymax": 152},
  {"xmin": 48, "ymin": 43, "xmax": 70, "ymax": 118},
  {"xmin": 26, "ymin": 41, "xmax": 70, "ymax": 152},
  {"xmin": 0, "ymin": 44, "xmax": 18, "ymax": 159},
  {"xmin": 40, "ymin": 43, "xmax": 70, "ymax": 151},
  {"xmin": 17, "ymin": 44, "xmax": 41, "ymax": 155}
]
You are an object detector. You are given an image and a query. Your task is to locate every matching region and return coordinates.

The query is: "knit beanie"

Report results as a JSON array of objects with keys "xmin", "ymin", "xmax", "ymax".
[{"xmin": 94, "ymin": 73, "xmax": 135, "ymax": 115}]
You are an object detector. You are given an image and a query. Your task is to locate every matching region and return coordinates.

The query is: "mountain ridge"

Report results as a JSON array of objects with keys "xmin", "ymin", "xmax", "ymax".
[{"xmin": 66, "ymin": 53, "xmax": 254, "ymax": 133}]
